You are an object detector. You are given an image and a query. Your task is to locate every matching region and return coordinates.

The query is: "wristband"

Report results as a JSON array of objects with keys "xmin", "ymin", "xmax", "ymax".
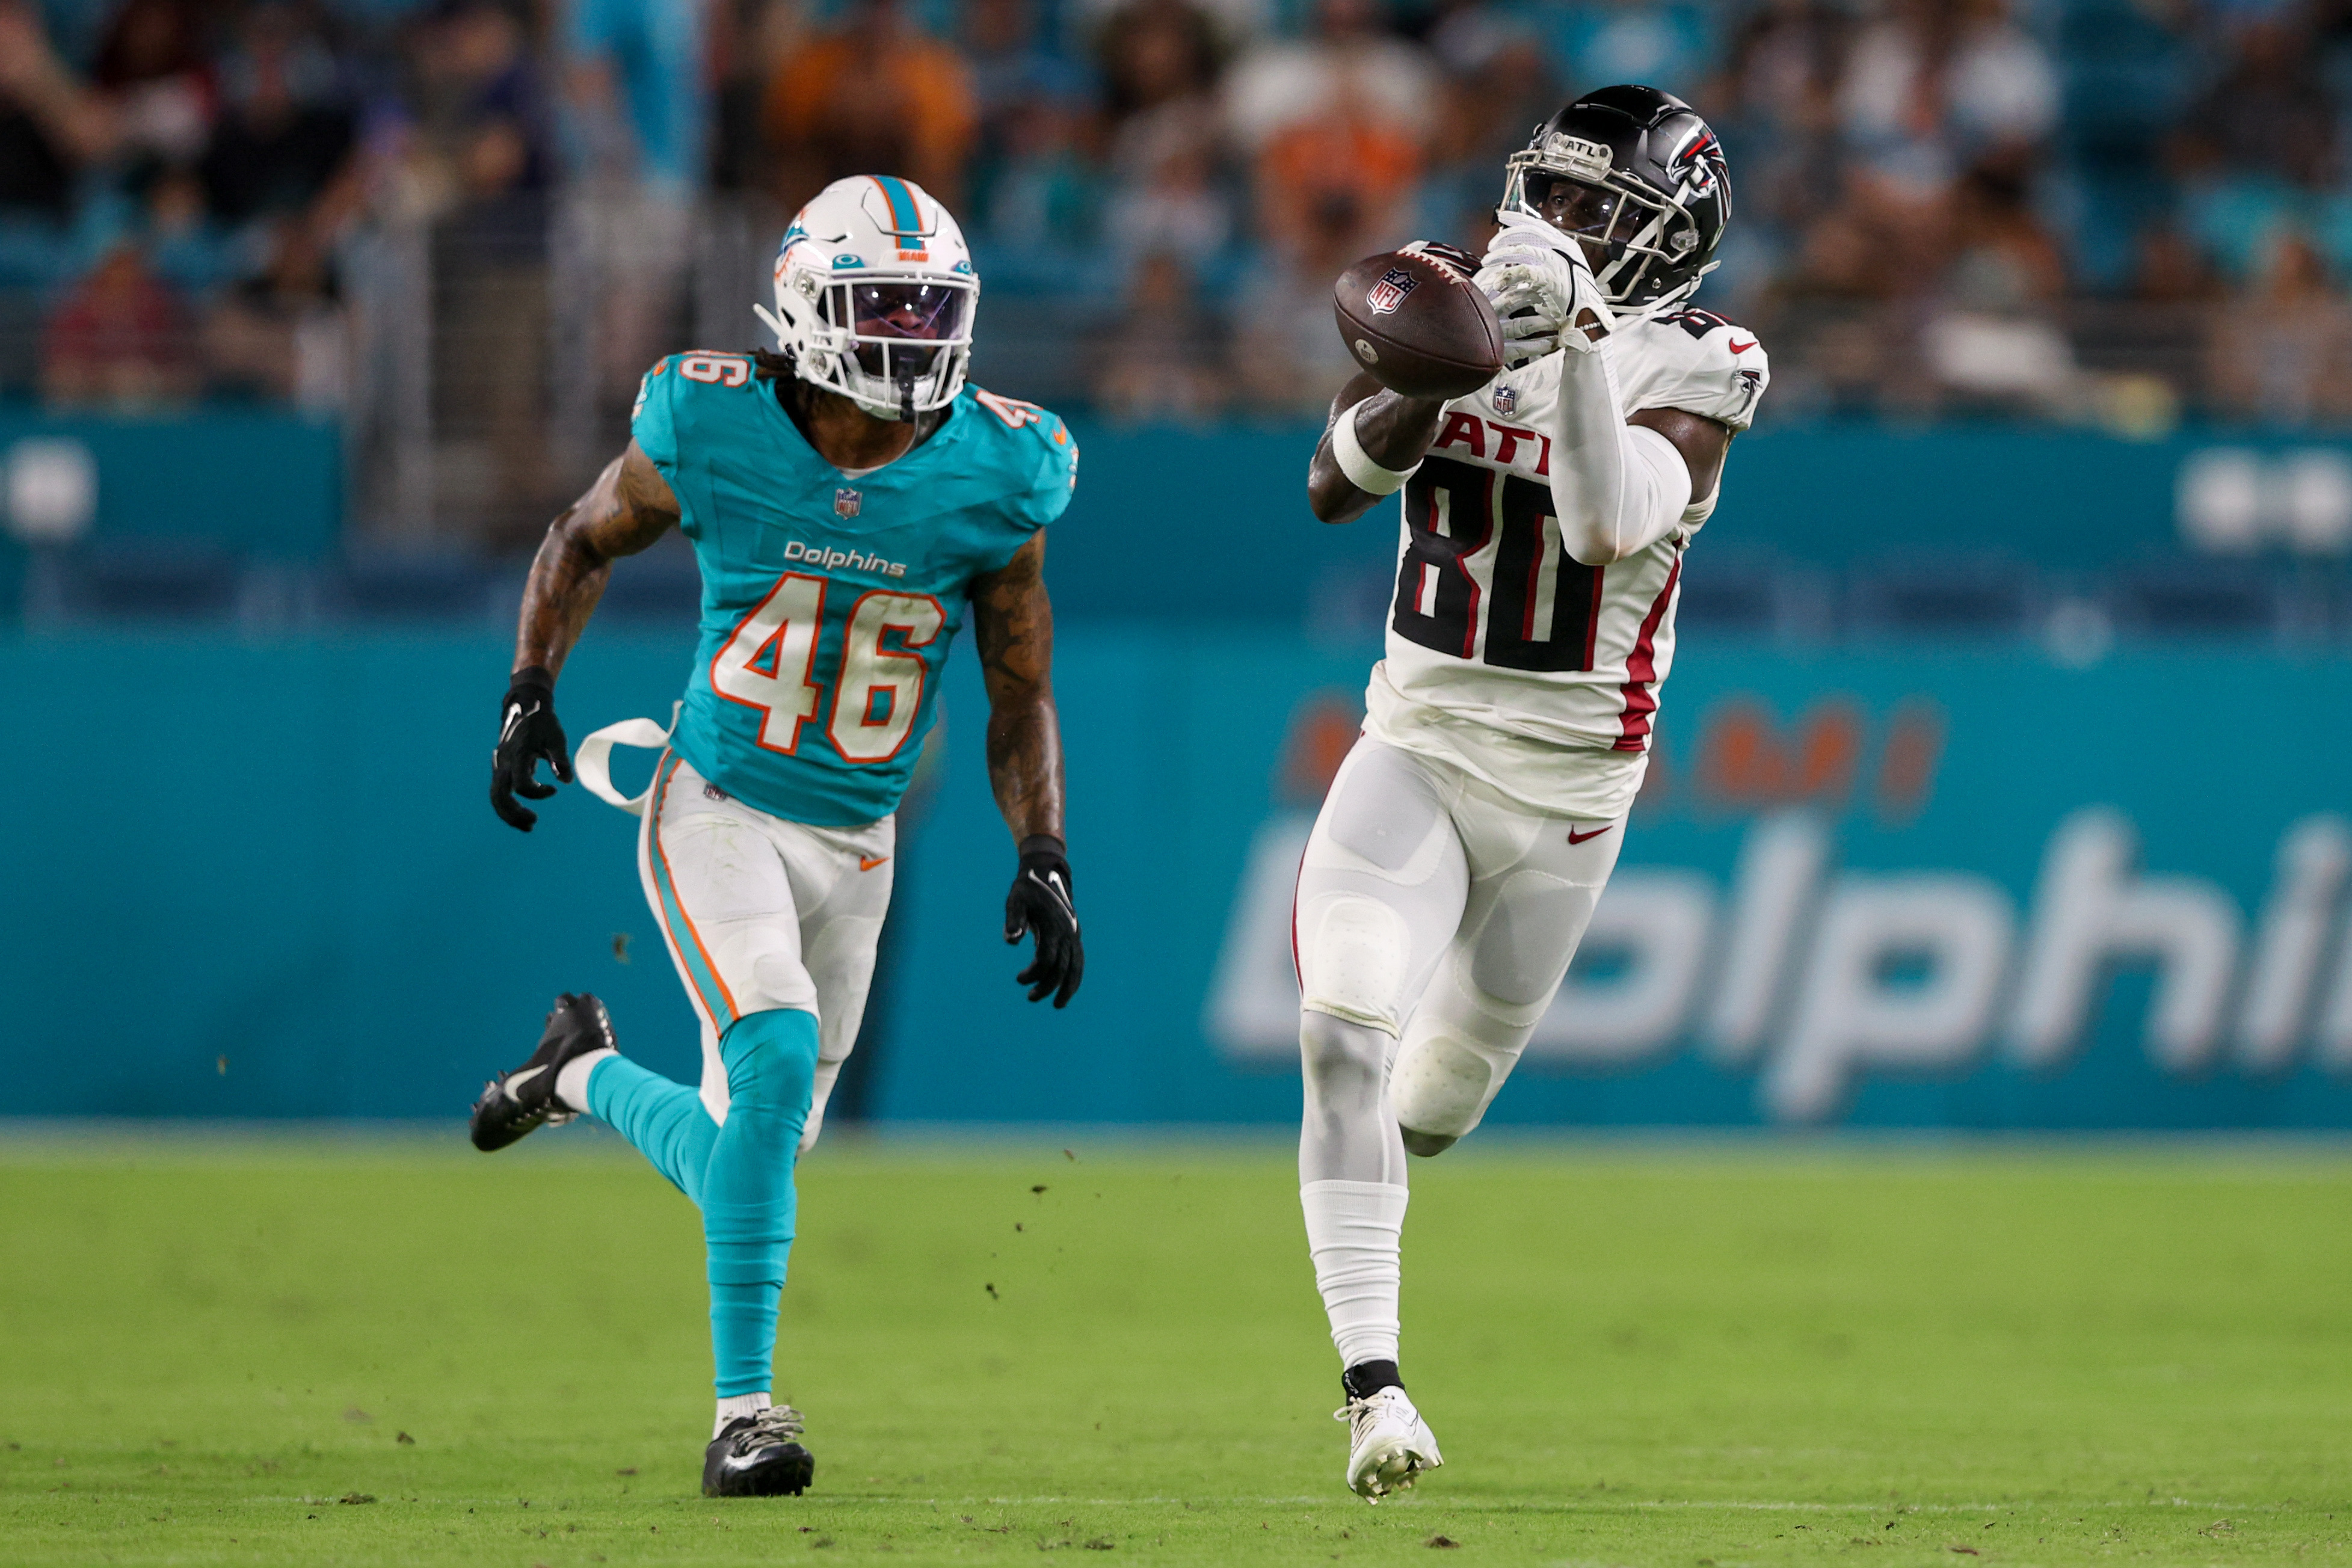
[{"xmin": 1331, "ymin": 401, "xmax": 1421, "ymax": 497}]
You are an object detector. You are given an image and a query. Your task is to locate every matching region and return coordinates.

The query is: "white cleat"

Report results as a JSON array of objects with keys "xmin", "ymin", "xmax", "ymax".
[{"xmin": 1337, "ymin": 1386, "xmax": 1443, "ymax": 1502}]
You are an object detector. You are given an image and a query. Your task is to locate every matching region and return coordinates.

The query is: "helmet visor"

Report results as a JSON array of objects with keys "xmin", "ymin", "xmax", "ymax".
[
  {"xmin": 825, "ymin": 280, "xmax": 973, "ymax": 382},
  {"xmin": 846, "ymin": 281, "xmax": 969, "ymax": 342}
]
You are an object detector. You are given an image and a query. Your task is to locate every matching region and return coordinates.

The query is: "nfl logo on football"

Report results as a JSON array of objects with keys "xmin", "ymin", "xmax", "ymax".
[
  {"xmin": 1365, "ymin": 268, "xmax": 1418, "ymax": 315},
  {"xmin": 834, "ymin": 488, "xmax": 862, "ymax": 519}
]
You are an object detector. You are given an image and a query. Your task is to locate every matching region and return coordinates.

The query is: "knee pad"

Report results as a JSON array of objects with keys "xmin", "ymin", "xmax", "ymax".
[
  {"xmin": 708, "ymin": 923, "xmax": 819, "ymax": 1018},
  {"xmin": 1390, "ymin": 1031, "xmax": 1506, "ymax": 1140},
  {"xmin": 1298, "ymin": 895, "xmax": 1409, "ymax": 1034},
  {"xmin": 719, "ymin": 1009, "xmax": 820, "ymax": 1115}
]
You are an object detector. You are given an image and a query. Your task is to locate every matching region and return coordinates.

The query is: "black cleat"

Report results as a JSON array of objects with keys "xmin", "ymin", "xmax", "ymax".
[
  {"xmin": 703, "ymin": 1406, "xmax": 815, "ymax": 1498},
  {"xmin": 469, "ymin": 993, "xmax": 615, "ymax": 1152}
]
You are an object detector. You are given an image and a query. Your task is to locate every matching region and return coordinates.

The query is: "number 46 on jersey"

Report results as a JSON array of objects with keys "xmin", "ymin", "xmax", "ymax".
[{"xmin": 711, "ymin": 576, "xmax": 944, "ymax": 764}]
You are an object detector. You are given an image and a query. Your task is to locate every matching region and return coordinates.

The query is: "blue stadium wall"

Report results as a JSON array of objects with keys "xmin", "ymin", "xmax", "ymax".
[
  {"xmin": 4, "ymin": 413, "xmax": 2352, "ymax": 1128},
  {"xmin": 5, "ymin": 627, "xmax": 2352, "ymax": 1129}
]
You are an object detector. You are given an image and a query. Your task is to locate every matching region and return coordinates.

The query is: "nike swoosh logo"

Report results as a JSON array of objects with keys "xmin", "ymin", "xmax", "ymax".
[
  {"xmin": 503, "ymin": 1063, "xmax": 546, "ymax": 1098},
  {"xmin": 1028, "ymin": 869, "xmax": 1078, "ymax": 929},
  {"xmin": 860, "ymin": 855, "xmax": 890, "ymax": 872},
  {"xmin": 1566, "ymin": 825, "xmax": 1614, "ymax": 845},
  {"xmin": 1727, "ymin": 338, "xmax": 1756, "ymax": 355}
]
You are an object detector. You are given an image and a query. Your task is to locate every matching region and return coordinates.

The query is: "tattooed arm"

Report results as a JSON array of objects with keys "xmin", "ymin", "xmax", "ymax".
[
  {"xmin": 970, "ymin": 530, "xmax": 1064, "ymax": 842},
  {"xmin": 970, "ymin": 531, "xmax": 1082, "ymax": 1006},
  {"xmin": 513, "ymin": 440, "xmax": 681, "ymax": 678},
  {"xmin": 490, "ymin": 441, "xmax": 679, "ymax": 831}
]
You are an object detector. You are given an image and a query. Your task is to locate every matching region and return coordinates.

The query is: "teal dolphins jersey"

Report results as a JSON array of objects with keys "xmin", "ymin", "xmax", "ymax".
[{"xmin": 630, "ymin": 351, "xmax": 1077, "ymax": 827}]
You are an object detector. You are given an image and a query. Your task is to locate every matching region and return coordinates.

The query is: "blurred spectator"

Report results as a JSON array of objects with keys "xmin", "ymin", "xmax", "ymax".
[
  {"xmin": 1102, "ymin": 98, "xmax": 1229, "ymax": 272},
  {"xmin": 92, "ymin": 0, "xmax": 213, "ymax": 167},
  {"xmin": 395, "ymin": 0, "xmax": 555, "ymax": 524},
  {"xmin": 0, "ymin": 0, "xmax": 117, "ymax": 226},
  {"xmin": 2176, "ymin": 17, "xmax": 2338, "ymax": 191},
  {"xmin": 1921, "ymin": 157, "xmax": 2078, "ymax": 413},
  {"xmin": 561, "ymin": 0, "xmax": 698, "ymax": 430},
  {"xmin": 203, "ymin": 222, "xmax": 345, "ymax": 407},
  {"xmin": 42, "ymin": 242, "xmax": 197, "ymax": 407},
  {"xmin": 1094, "ymin": 249, "xmax": 1225, "ymax": 419},
  {"xmin": 977, "ymin": 92, "xmax": 1103, "ymax": 281},
  {"xmin": 765, "ymin": 0, "xmax": 976, "ymax": 209},
  {"xmin": 2208, "ymin": 231, "xmax": 2352, "ymax": 424},
  {"xmin": 1094, "ymin": 0, "xmax": 1231, "ymax": 271},
  {"xmin": 1711, "ymin": 0, "xmax": 1848, "ymax": 244},
  {"xmin": 565, "ymin": 0, "xmax": 705, "ymax": 192},
  {"xmin": 1255, "ymin": 94, "xmax": 1420, "ymax": 261},
  {"xmin": 1418, "ymin": 1, "xmax": 1557, "ymax": 245},
  {"xmin": 1222, "ymin": 0, "xmax": 1437, "ymax": 156},
  {"xmin": 13, "ymin": 0, "xmax": 2352, "ymax": 481},
  {"xmin": 391, "ymin": 0, "xmax": 549, "ymax": 227},
  {"xmin": 707, "ymin": 0, "xmax": 802, "ymax": 193},
  {"xmin": 1838, "ymin": 0, "xmax": 2057, "ymax": 197},
  {"xmin": 1071, "ymin": 0, "xmax": 1266, "ymax": 58},
  {"xmin": 199, "ymin": 5, "xmax": 359, "ymax": 232},
  {"xmin": 1095, "ymin": 0, "xmax": 1224, "ymax": 130},
  {"xmin": 1545, "ymin": 0, "xmax": 1717, "ymax": 100},
  {"xmin": 1233, "ymin": 173, "xmax": 1381, "ymax": 414},
  {"xmin": 967, "ymin": 0, "xmax": 1091, "ymax": 154}
]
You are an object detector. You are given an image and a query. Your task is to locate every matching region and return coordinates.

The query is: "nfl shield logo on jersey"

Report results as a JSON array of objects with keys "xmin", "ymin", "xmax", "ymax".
[
  {"xmin": 834, "ymin": 488, "xmax": 862, "ymax": 518},
  {"xmin": 1365, "ymin": 268, "xmax": 1418, "ymax": 315},
  {"xmin": 1493, "ymin": 386, "xmax": 1516, "ymax": 415}
]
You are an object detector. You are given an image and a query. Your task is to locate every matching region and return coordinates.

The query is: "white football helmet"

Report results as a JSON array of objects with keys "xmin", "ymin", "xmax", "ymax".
[{"xmin": 755, "ymin": 174, "xmax": 979, "ymax": 422}]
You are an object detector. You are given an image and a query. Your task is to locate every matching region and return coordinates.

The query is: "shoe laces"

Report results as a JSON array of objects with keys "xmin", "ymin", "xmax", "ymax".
[
  {"xmin": 736, "ymin": 1404, "xmax": 805, "ymax": 1448},
  {"xmin": 1334, "ymin": 1392, "xmax": 1397, "ymax": 1433}
]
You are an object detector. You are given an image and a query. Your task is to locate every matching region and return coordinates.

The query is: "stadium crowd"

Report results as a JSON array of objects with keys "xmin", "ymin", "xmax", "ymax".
[{"xmin": 5, "ymin": 0, "xmax": 2352, "ymax": 434}]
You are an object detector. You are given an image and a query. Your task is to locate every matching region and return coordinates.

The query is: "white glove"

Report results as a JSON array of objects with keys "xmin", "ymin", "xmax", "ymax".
[
  {"xmin": 1477, "ymin": 210, "xmax": 1615, "ymax": 358},
  {"xmin": 1476, "ymin": 260, "xmax": 1567, "ymax": 369}
]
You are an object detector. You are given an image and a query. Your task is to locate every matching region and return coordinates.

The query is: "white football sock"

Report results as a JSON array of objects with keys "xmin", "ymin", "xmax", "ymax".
[
  {"xmin": 554, "ymin": 1048, "xmax": 618, "ymax": 1115},
  {"xmin": 1301, "ymin": 1178, "xmax": 1408, "ymax": 1368},
  {"xmin": 714, "ymin": 1392, "xmax": 770, "ymax": 1437}
]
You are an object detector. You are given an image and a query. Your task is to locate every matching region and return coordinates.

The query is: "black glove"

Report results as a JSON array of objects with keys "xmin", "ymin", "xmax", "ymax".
[
  {"xmin": 490, "ymin": 666, "xmax": 572, "ymax": 832},
  {"xmin": 1003, "ymin": 835, "xmax": 1083, "ymax": 1008}
]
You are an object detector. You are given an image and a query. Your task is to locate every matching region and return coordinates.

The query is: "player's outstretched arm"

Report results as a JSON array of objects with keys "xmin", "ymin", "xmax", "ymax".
[
  {"xmin": 490, "ymin": 442, "xmax": 680, "ymax": 832},
  {"xmin": 1308, "ymin": 370, "xmax": 1449, "ymax": 526},
  {"xmin": 972, "ymin": 532, "xmax": 1082, "ymax": 1008}
]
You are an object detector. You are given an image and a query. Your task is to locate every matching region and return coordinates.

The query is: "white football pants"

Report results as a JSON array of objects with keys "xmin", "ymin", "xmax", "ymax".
[
  {"xmin": 1294, "ymin": 736, "xmax": 1627, "ymax": 1184},
  {"xmin": 638, "ymin": 751, "xmax": 893, "ymax": 1152}
]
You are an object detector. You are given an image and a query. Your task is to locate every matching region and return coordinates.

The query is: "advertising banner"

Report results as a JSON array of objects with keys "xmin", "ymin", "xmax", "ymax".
[
  {"xmin": 879, "ymin": 634, "xmax": 2352, "ymax": 1130},
  {"xmin": 6, "ymin": 629, "xmax": 2352, "ymax": 1131}
]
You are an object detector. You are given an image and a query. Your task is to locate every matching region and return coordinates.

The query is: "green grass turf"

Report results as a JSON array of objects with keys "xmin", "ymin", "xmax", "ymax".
[{"xmin": 1, "ymin": 1134, "xmax": 2348, "ymax": 1567}]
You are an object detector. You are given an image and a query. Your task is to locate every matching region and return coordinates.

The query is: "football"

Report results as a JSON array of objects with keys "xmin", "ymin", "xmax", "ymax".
[{"xmin": 1332, "ymin": 245, "xmax": 1505, "ymax": 401}]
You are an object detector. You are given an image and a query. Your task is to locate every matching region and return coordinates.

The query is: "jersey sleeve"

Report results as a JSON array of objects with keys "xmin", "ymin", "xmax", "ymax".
[
  {"xmin": 1639, "ymin": 316, "xmax": 1771, "ymax": 433},
  {"xmin": 1009, "ymin": 408, "xmax": 1079, "ymax": 530},
  {"xmin": 629, "ymin": 356, "xmax": 683, "ymax": 471}
]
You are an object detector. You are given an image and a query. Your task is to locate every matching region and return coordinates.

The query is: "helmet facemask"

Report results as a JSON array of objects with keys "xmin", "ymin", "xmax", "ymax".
[
  {"xmin": 762, "ymin": 259, "xmax": 978, "ymax": 423},
  {"xmin": 1501, "ymin": 149, "xmax": 1714, "ymax": 318}
]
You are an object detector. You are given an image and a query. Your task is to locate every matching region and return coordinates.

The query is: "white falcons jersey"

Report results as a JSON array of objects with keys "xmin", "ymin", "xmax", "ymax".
[{"xmin": 1362, "ymin": 308, "xmax": 1769, "ymax": 820}]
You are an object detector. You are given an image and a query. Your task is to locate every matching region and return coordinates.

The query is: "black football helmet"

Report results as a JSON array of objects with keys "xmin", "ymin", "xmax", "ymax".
[{"xmin": 1499, "ymin": 85, "xmax": 1731, "ymax": 316}]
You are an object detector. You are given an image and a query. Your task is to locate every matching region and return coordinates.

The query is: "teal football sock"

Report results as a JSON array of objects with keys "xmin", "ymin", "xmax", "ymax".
[
  {"xmin": 702, "ymin": 1007, "xmax": 819, "ymax": 1398},
  {"xmin": 584, "ymin": 1052, "xmax": 719, "ymax": 1204}
]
